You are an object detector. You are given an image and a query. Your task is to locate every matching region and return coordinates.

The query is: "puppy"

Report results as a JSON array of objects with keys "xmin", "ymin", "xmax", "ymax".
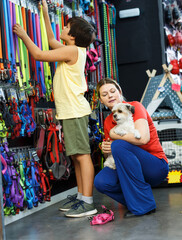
[{"xmin": 104, "ymin": 102, "xmax": 141, "ymax": 169}]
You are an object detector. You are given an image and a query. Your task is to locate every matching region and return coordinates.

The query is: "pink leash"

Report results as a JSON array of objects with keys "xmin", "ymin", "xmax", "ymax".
[{"xmin": 89, "ymin": 205, "xmax": 114, "ymax": 225}]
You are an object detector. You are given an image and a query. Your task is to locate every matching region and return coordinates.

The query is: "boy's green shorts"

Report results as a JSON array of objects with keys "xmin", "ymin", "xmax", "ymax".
[{"xmin": 62, "ymin": 115, "xmax": 91, "ymax": 156}]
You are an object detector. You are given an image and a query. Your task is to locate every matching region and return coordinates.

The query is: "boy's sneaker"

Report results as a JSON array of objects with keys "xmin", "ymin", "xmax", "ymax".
[
  {"xmin": 64, "ymin": 200, "xmax": 97, "ymax": 218},
  {"xmin": 59, "ymin": 194, "xmax": 80, "ymax": 211}
]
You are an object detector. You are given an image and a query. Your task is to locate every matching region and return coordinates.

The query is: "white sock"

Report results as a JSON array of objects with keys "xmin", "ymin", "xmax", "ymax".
[
  {"xmin": 77, "ymin": 192, "xmax": 82, "ymax": 200},
  {"xmin": 82, "ymin": 195, "xmax": 93, "ymax": 204}
]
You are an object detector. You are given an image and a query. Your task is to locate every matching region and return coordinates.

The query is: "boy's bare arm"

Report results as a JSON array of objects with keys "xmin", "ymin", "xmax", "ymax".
[
  {"xmin": 13, "ymin": 24, "xmax": 77, "ymax": 63},
  {"xmin": 40, "ymin": 0, "xmax": 63, "ymax": 49}
]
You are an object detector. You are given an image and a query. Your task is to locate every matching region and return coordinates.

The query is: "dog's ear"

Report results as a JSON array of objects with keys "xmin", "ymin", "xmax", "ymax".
[{"xmin": 126, "ymin": 104, "xmax": 135, "ymax": 114}]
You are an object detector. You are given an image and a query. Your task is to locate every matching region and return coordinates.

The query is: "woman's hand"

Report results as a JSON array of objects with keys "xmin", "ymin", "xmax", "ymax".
[
  {"xmin": 101, "ymin": 138, "xmax": 112, "ymax": 154},
  {"xmin": 39, "ymin": 0, "xmax": 48, "ymax": 14},
  {"xmin": 13, "ymin": 24, "xmax": 27, "ymax": 40}
]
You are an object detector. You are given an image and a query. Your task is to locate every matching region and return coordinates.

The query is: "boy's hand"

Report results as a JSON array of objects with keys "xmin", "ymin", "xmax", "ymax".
[
  {"xmin": 39, "ymin": 0, "xmax": 48, "ymax": 14},
  {"xmin": 13, "ymin": 24, "xmax": 27, "ymax": 40},
  {"xmin": 101, "ymin": 138, "xmax": 112, "ymax": 154}
]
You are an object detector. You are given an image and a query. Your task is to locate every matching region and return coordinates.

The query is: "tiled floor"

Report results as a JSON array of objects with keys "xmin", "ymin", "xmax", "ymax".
[{"xmin": 5, "ymin": 186, "xmax": 182, "ymax": 240}]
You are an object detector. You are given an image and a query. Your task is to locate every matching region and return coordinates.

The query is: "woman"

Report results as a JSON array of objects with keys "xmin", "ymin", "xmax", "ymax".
[{"xmin": 94, "ymin": 78, "xmax": 169, "ymax": 217}]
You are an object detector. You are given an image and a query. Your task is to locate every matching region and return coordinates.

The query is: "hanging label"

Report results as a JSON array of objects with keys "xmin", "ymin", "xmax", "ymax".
[
  {"xmin": 158, "ymin": 86, "xmax": 165, "ymax": 92},
  {"xmin": 18, "ymin": 90, "xmax": 27, "ymax": 101},
  {"xmin": 20, "ymin": 0, "xmax": 26, "ymax": 8},
  {"xmin": 0, "ymin": 88, "xmax": 6, "ymax": 101},
  {"xmin": 6, "ymin": 88, "xmax": 18, "ymax": 102}
]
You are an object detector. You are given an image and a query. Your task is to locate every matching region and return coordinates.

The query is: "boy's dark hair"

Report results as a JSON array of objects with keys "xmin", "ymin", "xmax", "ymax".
[{"xmin": 67, "ymin": 17, "xmax": 96, "ymax": 48}]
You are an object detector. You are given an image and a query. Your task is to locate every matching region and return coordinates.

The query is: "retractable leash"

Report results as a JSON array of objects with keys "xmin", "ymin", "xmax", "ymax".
[{"xmin": 89, "ymin": 205, "xmax": 114, "ymax": 225}]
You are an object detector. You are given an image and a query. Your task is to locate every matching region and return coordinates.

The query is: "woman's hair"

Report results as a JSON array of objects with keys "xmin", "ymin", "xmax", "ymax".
[
  {"xmin": 67, "ymin": 17, "xmax": 96, "ymax": 48},
  {"xmin": 96, "ymin": 78, "xmax": 122, "ymax": 98}
]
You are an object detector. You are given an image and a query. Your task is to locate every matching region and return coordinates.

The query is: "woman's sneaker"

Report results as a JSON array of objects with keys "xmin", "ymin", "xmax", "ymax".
[
  {"xmin": 59, "ymin": 194, "xmax": 80, "ymax": 211},
  {"xmin": 64, "ymin": 200, "xmax": 97, "ymax": 218}
]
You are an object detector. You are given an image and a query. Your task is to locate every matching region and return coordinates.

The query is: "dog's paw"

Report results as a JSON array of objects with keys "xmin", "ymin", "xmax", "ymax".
[
  {"xmin": 134, "ymin": 130, "xmax": 141, "ymax": 139},
  {"xmin": 114, "ymin": 128, "xmax": 127, "ymax": 136},
  {"xmin": 104, "ymin": 162, "xmax": 116, "ymax": 169}
]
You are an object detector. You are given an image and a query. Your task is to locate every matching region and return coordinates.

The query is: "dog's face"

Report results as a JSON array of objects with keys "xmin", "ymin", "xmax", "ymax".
[{"xmin": 112, "ymin": 103, "xmax": 135, "ymax": 124}]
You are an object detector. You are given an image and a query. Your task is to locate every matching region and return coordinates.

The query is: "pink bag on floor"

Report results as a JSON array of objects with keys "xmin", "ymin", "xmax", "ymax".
[{"xmin": 89, "ymin": 205, "xmax": 114, "ymax": 225}]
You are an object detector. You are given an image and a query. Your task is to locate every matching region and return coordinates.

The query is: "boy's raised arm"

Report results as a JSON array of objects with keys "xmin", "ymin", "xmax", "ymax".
[
  {"xmin": 13, "ymin": 24, "xmax": 76, "ymax": 63},
  {"xmin": 40, "ymin": 0, "xmax": 64, "ymax": 49}
]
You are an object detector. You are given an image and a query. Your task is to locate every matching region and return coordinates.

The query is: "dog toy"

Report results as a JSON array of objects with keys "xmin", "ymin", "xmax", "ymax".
[{"xmin": 89, "ymin": 205, "xmax": 114, "ymax": 225}]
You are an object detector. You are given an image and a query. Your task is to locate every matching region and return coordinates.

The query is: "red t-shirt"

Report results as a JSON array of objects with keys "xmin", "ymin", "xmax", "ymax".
[{"xmin": 104, "ymin": 101, "xmax": 168, "ymax": 163}]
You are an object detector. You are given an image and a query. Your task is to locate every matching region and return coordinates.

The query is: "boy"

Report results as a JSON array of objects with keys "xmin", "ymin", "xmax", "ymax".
[{"xmin": 13, "ymin": 0, "xmax": 97, "ymax": 217}]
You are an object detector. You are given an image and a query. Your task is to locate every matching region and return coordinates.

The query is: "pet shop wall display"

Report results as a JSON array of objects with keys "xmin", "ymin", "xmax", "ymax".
[{"xmin": 104, "ymin": 102, "xmax": 141, "ymax": 169}]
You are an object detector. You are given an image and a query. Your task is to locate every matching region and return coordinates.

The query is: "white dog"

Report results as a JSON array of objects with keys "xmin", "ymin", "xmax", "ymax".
[{"xmin": 104, "ymin": 102, "xmax": 141, "ymax": 169}]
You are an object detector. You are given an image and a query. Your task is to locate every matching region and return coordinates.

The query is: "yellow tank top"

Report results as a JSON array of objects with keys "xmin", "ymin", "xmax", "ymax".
[{"xmin": 53, "ymin": 47, "xmax": 91, "ymax": 119}]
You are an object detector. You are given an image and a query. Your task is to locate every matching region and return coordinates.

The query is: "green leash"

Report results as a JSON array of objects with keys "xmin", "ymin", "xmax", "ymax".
[{"xmin": 40, "ymin": 6, "xmax": 52, "ymax": 100}]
